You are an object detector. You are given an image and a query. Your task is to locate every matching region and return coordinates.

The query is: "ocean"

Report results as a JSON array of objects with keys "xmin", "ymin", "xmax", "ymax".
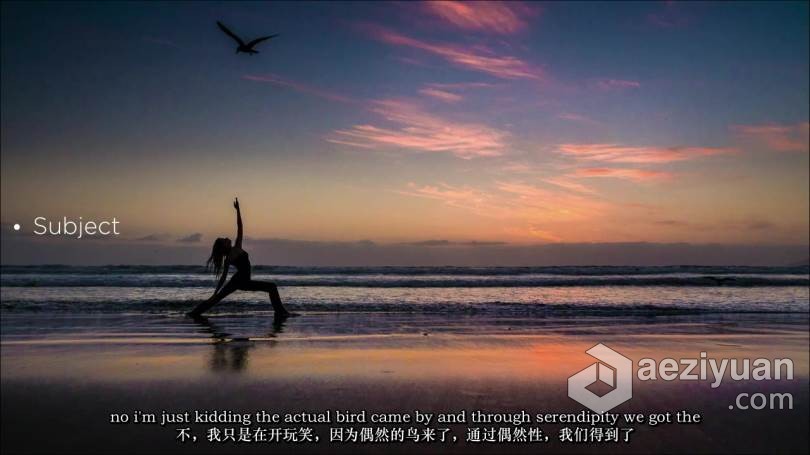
[{"xmin": 2, "ymin": 265, "xmax": 808, "ymax": 316}]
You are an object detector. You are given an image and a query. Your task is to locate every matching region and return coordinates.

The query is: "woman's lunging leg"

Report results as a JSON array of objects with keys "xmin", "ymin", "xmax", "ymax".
[
  {"xmin": 244, "ymin": 280, "xmax": 289, "ymax": 316},
  {"xmin": 189, "ymin": 278, "xmax": 239, "ymax": 316}
]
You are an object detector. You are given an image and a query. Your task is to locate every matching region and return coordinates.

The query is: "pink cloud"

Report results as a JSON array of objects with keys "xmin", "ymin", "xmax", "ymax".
[
  {"xmin": 731, "ymin": 122, "xmax": 809, "ymax": 152},
  {"xmin": 363, "ymin": 25, "xmax": 543, "ymax": 80},
  {"xmin": 419, "ymin": 87, "xmax": 463, "ymax": 103},
  {"xmin": 421, "ymin": 1, "xmax": 539, "ymax": 35},
  {"xmin": 594, "ymin": 79, "xmax": 641, "ymax": 91},
  {"xmin": 428, "ymin": 82, "xmax": 496, "ymax": 90},
  {"xmin": 557, "ymin": 143, "xmax": 735, "ymax": 164},
  {"xmin": 418, "ymin": 81, "xmax": 496, "ymax": 103},
  {"xmin": 418, "ymin": 81, "xmax": 495, "ymax": 103},
  {"xmin": 499, "ymin": 161, "xmax": 533, "ymax": 173},
  {"xmin": 328, "ymin": 99, "xmax": 508, "ymax": 158},
  {"xmin": 573, "ymin": 168, "xmax": 672, "ymax": 182},
  {"xmin": 243, "ymin": 74, "xmax": 355, "ymax": 104}
]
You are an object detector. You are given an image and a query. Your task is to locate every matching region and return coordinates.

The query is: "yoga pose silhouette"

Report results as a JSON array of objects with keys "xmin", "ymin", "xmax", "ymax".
[{"xmin": 188, "ymin": 198, "xmax": 289, "ymax": 317}]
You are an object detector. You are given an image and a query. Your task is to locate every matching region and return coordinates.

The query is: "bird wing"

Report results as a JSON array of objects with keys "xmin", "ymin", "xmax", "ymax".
[
  {"xmin": 217, "ymin": 21, "xmax": 246, "ymax": 46},
  {"xmin": 246, "ymin": 34, "xmax": 279, "ymax": 49}
]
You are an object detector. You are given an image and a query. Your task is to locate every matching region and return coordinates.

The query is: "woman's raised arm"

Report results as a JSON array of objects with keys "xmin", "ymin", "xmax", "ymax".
[{"xmin": 234, "ymin": 197, "xmax": 243, "ymax": 248}]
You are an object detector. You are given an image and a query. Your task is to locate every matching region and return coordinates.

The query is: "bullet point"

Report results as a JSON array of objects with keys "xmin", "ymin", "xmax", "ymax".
[{"xmin": 13, "ymin": 223, "xmax": 20, "ymax": 231}]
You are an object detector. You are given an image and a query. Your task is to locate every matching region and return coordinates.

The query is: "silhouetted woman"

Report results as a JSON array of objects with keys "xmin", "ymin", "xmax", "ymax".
[{"xmin": 188, "ymin": 198, "xmax": 289, "ymax": 317}]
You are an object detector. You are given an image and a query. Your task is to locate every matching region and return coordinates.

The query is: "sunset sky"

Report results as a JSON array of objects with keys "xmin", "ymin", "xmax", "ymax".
[{"xmin": 1, "ymin": 1, "xmax": 808, "ymax": 264}]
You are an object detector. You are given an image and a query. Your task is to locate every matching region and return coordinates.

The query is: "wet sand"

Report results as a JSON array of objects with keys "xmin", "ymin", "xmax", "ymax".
[{"xmin": 2, "ymin": 313, "xmax": 808, "ymax": 454}]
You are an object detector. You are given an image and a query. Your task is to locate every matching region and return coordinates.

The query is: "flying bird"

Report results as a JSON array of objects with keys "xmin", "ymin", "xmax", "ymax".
[{"xmin": 217, "ymin": 21, "xmax": 278, "ymax": 55}]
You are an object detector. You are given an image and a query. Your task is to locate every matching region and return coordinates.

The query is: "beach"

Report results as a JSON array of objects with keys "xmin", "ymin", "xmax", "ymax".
[{"xmin": 2, "ymin": 266, "xmax": 809, "ymax": 453}]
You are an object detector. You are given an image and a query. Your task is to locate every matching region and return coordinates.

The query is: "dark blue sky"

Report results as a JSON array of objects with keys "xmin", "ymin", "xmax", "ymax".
[{"xmin": 3, "ymin": 1, "xmax": 807, "ymax": 161}]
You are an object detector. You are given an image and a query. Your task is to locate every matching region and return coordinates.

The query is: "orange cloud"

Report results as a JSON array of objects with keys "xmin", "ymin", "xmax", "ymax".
[
  {"xmin": 399, "ymin": 182, "xmax": 505, "ymax": 218},
  {"xmin": 421, "ymin": 1, "xmax": 539, "ymax": 34},
  {"xmin": 493, "ymin": 181, "xmax": 606, "ymax": 215},
  {"xmin": 731, "ymin": 122, "xmax": 810, "ymax": 152},
  {"xmin": 573, "ymin": 167, "xmax": 672, "ymax": 182},
  {"xmin": 364, "ymin": 25, "xmax": 543, "ymax": 80},
  {"xmin": 557, "ymin": 143, "xmax": 736, "ymax": 163},
  {"xmin": 543, "ymin": 176, "xmax": 597, "ymax": 194},
  {"xmin": 328, "ymin": 99, "xmax": 508, "ymax": 158},
  {"xmin": 401, "ymin": 180, "xmax": 575, "ymax": 242}
]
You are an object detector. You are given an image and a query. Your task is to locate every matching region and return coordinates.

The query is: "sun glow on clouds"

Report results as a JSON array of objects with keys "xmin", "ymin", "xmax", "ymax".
[
  {"xmin": 401, "ymin": 180, "xmax": 609, "ymax": 240},
  {"xmin": 493, "ymin": 181, "xmax": 607, "ymax": 218},
  {"xmin": 328, "ymin": 99, "xmax": 508, "ymax": 158}
]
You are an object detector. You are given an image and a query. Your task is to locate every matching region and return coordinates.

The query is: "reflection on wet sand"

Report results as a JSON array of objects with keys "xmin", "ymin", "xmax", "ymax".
[
  {"xmin": 211, "ymin": 341, "xmax": 251, "ymax": 371},
  {"xmin": 189, "ymin": 314, "xmax": 289, "ymax": 372},
  {"xmin": 2, "ymin": 313, "xmax": 808, "ymax": 382}
]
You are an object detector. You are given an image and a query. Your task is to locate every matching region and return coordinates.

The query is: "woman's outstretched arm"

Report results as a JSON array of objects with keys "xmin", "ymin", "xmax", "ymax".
[{"xmin": 234, "ymin": 197, "xmax": 243, "ymax": 248}]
